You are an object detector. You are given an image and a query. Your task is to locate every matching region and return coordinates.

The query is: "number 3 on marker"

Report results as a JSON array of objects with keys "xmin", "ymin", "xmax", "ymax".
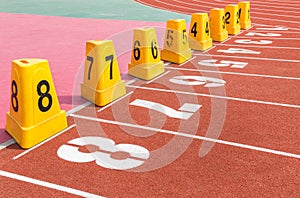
[{"xmin": 57, "ymin": 137, "xmax": 150, "ymax": 170}]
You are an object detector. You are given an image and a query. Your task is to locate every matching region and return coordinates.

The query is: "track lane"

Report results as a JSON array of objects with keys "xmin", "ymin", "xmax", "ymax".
[
  {"xmin": 0, "ymin": 116, "xmax": 298, "ymax": 197},
  {"xmin": 136, "ymin": 0, "xmax": 300, "ymax": 28}
]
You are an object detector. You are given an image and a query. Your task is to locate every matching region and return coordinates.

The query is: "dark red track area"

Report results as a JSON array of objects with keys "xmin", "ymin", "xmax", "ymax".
[
  {"xmin": 0, "ymin": 0, "xmax": 299, "ymax": 197},
  {"xmin": 0, "ymin": 117, "xmax": 299, "ymax": 197},
  {"xmin": 136, "ymin": 0, "xmax": 300, "ymax": 28}
]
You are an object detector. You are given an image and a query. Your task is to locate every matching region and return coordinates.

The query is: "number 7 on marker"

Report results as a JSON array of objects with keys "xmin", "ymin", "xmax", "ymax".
[
  {"xmin": 86, "ymin": 54, "xmax": 114, "ymax": 80},
  {"xmin": 86, "ymin": 56, "xmax": 94, "ymax": 80}
]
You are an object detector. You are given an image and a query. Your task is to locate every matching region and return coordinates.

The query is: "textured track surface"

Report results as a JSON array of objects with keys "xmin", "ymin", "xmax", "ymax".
[{"xmin": 0, "ymin": 0, "xmax": 299, "ymax": 196}]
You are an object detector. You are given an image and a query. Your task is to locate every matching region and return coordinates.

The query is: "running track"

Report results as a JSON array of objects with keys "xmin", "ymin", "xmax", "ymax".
[{"xmin": 0, "ymin": 0, "xmax": 299, "ymax": 196}]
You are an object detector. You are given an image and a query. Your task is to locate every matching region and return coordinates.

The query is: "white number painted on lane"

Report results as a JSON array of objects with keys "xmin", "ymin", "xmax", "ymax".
[
  {"xmin": 217, "ymin": 48, "xmax": 261, "ymax": 54},
  {"xmin": 256, "ymin": 27, "xmax": 288, "ymax": 31},
  {"xmin": 57, "ymin": 137, "xmax": 150, "ymax": 170},
  {"xmin": 246, "ymin": 32, "xmax": 281, "ymax": 37},
  {"xmin": 198, "ymin": 59, "xmax": 248, "ymax": 68},
  {"xmin": 130, "ymin": 99, "xmax": 201, "ymax": 120},
  {"xmin": 170, "ymin": 75, "xmax": 226, "ymax": 88},
  {"xmin": 234, "ymin": 39, "xmax": 272, "ymax": 45}
]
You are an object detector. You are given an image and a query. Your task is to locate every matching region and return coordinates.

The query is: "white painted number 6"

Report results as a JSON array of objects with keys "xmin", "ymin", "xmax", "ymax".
[
  {"xmin": 57, "ymin": 137, "xmax": 150, "ymax": 170},
  {"xmin": 170, "ymin": 76, "xmax": 226, "ymax": 88}
]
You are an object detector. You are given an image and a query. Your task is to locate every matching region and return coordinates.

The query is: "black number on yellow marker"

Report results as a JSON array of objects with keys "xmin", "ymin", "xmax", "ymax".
[
  {"xmin": 237, "ymin": 11, "xmax": 240, "ymax": 24},
  {"xmin": 182, "ymin": 29, "xmax": 187, "ymax": 45},
  {"xmin": 225, "ymin": 12, "xmax": 230, "ymax": 24},
  {"xmin": 238, "ymin": 8, "xmax": 241, "ymax": 19},
  {"xmin": 222, "ymin": 15, "xmax": 226, "ymax": 29},
  {"xmin": 11, "ymin": 80, "xmax": 19, "ymax": 112},
  {"xmin": 37, "ymin": 80, "xmax": 52, "ymax": 112},
  {"xmin": 87, "ymin": 56, "xmax": 93, "ymax": 80},
  {"xmin": 105, "ymin": 54, "xmax": 114, "ymax": 80},
  {"xmin": 166, "ymin": 30, "xmax": 174, "ymax": 47},
  {"xmin": 133, "ymin": 40, "xmax": 141, "ymax": 61},
  {"xmin": 191, "ymin": 22, "xmax": 197, "ymax": 37},
  {"xmin": 151, "ymin": 41, "xmax": 158, "ymax": 59},
  {"xmin": 205, "ymin": 21, "xmax": 209, "ymax": 36}
]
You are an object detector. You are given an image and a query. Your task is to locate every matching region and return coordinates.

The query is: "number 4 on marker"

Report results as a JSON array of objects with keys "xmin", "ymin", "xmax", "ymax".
[{"xmin": 130, "ymin": 99, "xmax": 201, "ymax": 120}]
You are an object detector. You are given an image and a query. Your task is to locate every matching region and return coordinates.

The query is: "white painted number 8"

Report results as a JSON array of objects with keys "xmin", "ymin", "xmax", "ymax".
[{"xmin": 57, "ymin": 137, "xmax": 150, "ymax": 170}]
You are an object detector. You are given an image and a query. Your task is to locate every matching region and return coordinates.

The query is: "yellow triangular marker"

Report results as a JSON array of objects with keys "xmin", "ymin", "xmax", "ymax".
[
  {"xmin": 161, "ymin": 19, "xmax": 192, "ymax": 64},
  {"xmin": 128, "ymin": 28, "xmax": 164, "ymax": 80},
  {"xmin": 189, "ymin": 13, "xmax": 213, "ymax": 51},
  {"xmin": 81, "ymin": 40, "xmax": 126, "ymax": 106},
  {"xmin": 238, "ymin": 1, "xmax": 252, "ymax": 30},
  {"xmin": 209, "ymin": 8, "xmax": 229, "ymax": 42},
  {"xmin": 6, "ymin": 59, "xmax": 67, "ymax": 149},
  {"xmin": 225, "ymin": 4, "xmax": 241, "ymax": 35}
]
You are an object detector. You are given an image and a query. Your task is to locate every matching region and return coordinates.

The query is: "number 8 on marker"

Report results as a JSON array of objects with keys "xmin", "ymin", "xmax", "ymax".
[
  {"xmin": 11, "ymin": 80, "xmax": 19, "ymax": 112},
  {"xmin": 11, "ymin": 73, "xmax": 54, "ymax": 113},
  {"xmin": 6, "ymin": 58, "xmax": 68, "ymax": 149}
]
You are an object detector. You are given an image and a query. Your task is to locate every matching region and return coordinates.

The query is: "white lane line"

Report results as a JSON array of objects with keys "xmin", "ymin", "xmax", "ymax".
[
  {"xmin": 202, "ymin": 46, "xmax": 216, "ymax": 53},
  {"xmin": 220, "ymin": 0, "xmax": 300, "ymax": 11},
  {"xmin": 235, "ymin": 36, "xmax": 300, "ymax": 40},
  {"xmin": 66, "ymin": 101, "xmax": 91, "ymax": 116},
  {"xmin": 0, "ymin": 139, "xmax": 15, "ymax": 150},
  {"xmin": 179, "ymin": 56, "xmax": 197, "ymax": 67},
  {"xmin": 97, "ymin": 91, "xmax": 134, "ymax": 113},
  {"xmin": 0, "ymin": 170, "xmax": 104, "ymax": 198},
  {"xmin": 192, "ymin": 0, "xmax": 300, "ymax": 16},
  {"xmin": 126, "ymin": 85, "xmax": 300, "ymax": 109},
  {"xmin": 252, "ymin": 23, "xmax": 300, "ymax": 31},
  {"xmin": 249, "ymin": 0, "xmax": 300, "ymax": 6},
  {"xmin": 215, "ymin": 43, "xmax": 300, "ymax": 50},
  {"xmin": 136, "ymin": 0, "xmax": 190, "ymax": 15},
  {"xmin": 0, "ymin": 100, "xmax": 92, "ymax": 151},
  {"xmin": 166, "ymin": 67, "xmax": 300, "ymax": 81},
  {"xmin": 126, "ymin": 78, "xmax": 138, "ymax": 85},
  {"xmin": 70, "ymin": 114, "xmax": 300, "ymax": 159},
  {"xmin": 146, "ymin": 71, "xmax": 171, "ymax": 84},
  {"xmin": 193, "ymin": 53, "xmax": 300, "ymax": 63},
  {"xmin": 192, "ymin": 0, "xmax": 300, "ymax": 15},
  {"xmin": 242, "ymin": 1, "xmax": 300, "ymax": 10},
  {"xmin": 155, "ymin": 0, "xmax": 204, "ymax": 12},
  {"xmin": 13, "ymin": 124, "xmax": 76, "ymax": 160},
  {"xmin": 260, "ymin": 0, "xmax": 300, "ymax": 3},
  {"xmin": 250, "ymin": 30, "xmax": 300, "ymax": 34},
  {"xmin": 1, "ymin": 76, "xmax": 140, "ymax": 151},
  {"xmin": 164, "ymin": 62, "xmax": 171, "ymax": 66},
  {"xmin": 233, "ymin": 29, "xmax": 246, "ymax": 36},
  {"xmin": 221, "ymin": 37, "xmax": 232, "ymax": 44}
]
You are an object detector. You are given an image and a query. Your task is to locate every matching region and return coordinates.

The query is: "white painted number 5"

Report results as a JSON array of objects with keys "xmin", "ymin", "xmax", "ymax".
[
  {"xmin": 198, "ymin": 59, "xmax": 248, "ymax": 68},
  {"xmin": 57, "ymin": 137, "xmax": 150, "ymax": 170}
]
